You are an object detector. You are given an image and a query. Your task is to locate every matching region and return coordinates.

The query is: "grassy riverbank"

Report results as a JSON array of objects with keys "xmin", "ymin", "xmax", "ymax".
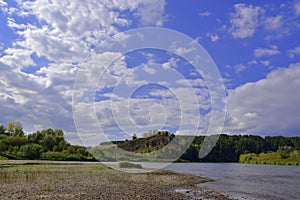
[
  {"xmin": 0, "ymin": 161, "xmax": 233, "ymax": 200},
  {"xmin": 239, "ymin": 150, "xmax": 300, "ymax": 166}
]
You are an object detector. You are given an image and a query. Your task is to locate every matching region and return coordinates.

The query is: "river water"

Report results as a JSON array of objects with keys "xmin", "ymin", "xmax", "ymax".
[{"xmin": 164, "ymin": 163, "xmax": 300, "ymax": 200}]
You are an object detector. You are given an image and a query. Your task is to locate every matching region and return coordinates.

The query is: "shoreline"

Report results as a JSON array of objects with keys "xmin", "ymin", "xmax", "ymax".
[{"xmin": 0, "ymin": 160, "xmax": 234, "ymax": 200}]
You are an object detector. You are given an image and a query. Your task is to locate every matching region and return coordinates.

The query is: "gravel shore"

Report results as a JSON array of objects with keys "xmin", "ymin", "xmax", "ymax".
[{"xmin": 0, "ymin": 161, "xmax": 234, "ymax": 200}]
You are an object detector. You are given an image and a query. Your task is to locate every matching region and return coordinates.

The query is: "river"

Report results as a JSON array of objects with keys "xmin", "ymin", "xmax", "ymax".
[
  {"xmin": 164, "ymin": 163, "xmax": 300, "ymax": 200},
  {"xmin": 101, "ymin": 162, "xmax": 300, "ymax": 199}
]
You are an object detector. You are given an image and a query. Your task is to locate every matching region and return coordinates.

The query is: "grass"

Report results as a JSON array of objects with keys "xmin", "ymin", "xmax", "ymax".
[
  {"xmin": 0, "ymin": 155, "xmax": 8, "ymax": 160},
  {"xmin": 239, "ymin": 150, "xmax": 300, "ymax": 166},
  {"xmin": 118, "ymin": 161, "xmax": 143, "ymax": 169},
  {"xmin": 41, "ymin": 184, "xmax": 53, "ymax": 191}
]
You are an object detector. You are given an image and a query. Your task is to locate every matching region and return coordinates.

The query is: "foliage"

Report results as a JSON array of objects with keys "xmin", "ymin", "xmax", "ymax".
[
  {"xmin": 0, "ymin": 155, "xmax": 8, "ymax": 160},
  {"xmin": 181, "ymin": 134, "xmax": 300, "ymax": 163},
  {"xmin": 118, "ymin": 161, "xmax": 142, "ymax": 169},
  {"xmin": 92, "ymin": 132, "xmax": 300, "ymax": 164},
  {"xmin": 132, "ymin": 133, "xmax": 137, "ymax": 140},
  {"xmin": 0, "ymin": 122, "xmax": 96, "ymax": 161},
  {"xmin": 239, "ymin": 150, "xmax": 300, "ymax": 166},
  {"xmin": 118, "ymin": 131, "xmax": 173, "ymax": 153}
]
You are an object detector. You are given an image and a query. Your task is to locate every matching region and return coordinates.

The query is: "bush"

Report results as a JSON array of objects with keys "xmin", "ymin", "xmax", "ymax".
[
  {"xmin": 20, "ymin": 144, "xmax": 43, "ymax": 159},
  {"xmin": 118, "ymin": 161, "xmax": 142, "ymax": 169},
  {"xmin": 41, "ymin": 151, "xmax": 67, "ymax": 161},
  {"xmin": 0, "ymin": 155, "xmax": 8, "ymax": 160}
]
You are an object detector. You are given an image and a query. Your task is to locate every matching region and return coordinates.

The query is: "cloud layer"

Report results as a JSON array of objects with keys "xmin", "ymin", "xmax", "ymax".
[{"xmin": 225, "ymin": 62, "xmax": 300, "ymax": 136}]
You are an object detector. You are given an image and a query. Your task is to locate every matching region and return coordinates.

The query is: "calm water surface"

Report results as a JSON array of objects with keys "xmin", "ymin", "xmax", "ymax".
[{"xmin": 164, "ymin": 163, "xmax": 300, "ymax": 200}]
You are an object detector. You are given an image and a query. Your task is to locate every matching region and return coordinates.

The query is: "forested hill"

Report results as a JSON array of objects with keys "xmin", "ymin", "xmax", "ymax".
[
  {"xmin": 103, "ymin": 132, "xmax": 300, "ymax": 164},
  {"xmin": 1, "ymin": 122, "xmax": 299, "ymax": 165},
  {"xmin": 0, "ymin": 122, "xmax": 96, "ymax": 161},
  {"xmin": 117, "ymin": 131, "xmax": 175, "ymax": 153},
  {"xmin": 181, "ymin": 134, "xmax": 300, "ymax": 163}
]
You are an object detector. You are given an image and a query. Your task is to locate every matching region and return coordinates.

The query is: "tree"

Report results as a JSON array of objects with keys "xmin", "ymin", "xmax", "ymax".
[
  {"xmin": 20, "ymin": 144, "xmax": 43, "ymax": 159},
  {"xmin": 43, "ymin": 135, "xmax": 56, "ymax": 151},
  {"xmin": 0, "ymin": 139, "xmax": 9, "ymax": 152},
  {"xmin": 132, "ymin": 133, "xmax": 137, "ymax": 140},
  {"xmin": 67, "ymin": 146, "xmax": 75, "ymax": 154},
  {"xmin": 0, "ymin": 125, "xmax": 6, "ymax": 135},
  {"xmin": 7, "ymin": 121, "xmax": 24, "ymax": 137}
]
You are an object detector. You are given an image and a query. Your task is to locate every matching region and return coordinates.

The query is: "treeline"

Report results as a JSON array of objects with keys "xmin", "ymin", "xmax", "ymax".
[
  {"xmin": 0, "ymin": 122, "xmax": 96, "ymax": 161},
  {"xmin": 179, "ymin": 134, "xmax": 300, "ymax": 162}
]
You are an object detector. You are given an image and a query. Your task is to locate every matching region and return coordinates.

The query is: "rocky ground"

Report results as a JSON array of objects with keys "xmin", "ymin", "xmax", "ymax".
[{"xmin": 0, "ymin": 161, "xmax": 235, "ymax": 200}]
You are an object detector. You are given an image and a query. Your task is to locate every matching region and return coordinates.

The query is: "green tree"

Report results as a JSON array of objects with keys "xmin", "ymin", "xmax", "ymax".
[
  {"xmin": 67, "ymin": 146, "xmax": 75, "ymax": 154},
  {"xmin": 43, "ymin": 135, "xmax": 56, "ymax": 151},
  {"xmin": 9, "ymin": 136, "xmax": 28, "ymax": 147},
  {"xmin": 278, "ymin": 146, "xmax": 293, "ymax": 159},
  {"xmin": 20, "ymin": 144, "xmax": 43, "ymax": 159},
  {"xmin": 0, "ymin": 125, "xmax": 6, "ymax": 135},
  {"xmin": 7, "ymin": 121, "xmax": 24, "ymax": 136},
  {"xmin": 0, "ymin": 139, "xmax": 9, "ymax": 152},
  {"xmin": 132, "ymin": 133, "xmax": 137, "ymax": 140}
]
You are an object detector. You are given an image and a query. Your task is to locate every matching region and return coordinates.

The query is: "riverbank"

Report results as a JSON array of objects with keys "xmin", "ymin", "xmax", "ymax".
[
  {"xmin": 0, "ymin": 161, "xmax": 233, "ymax": 200},
  {"xmin": 239, "ymin": 150, "xmax": 300, "ymax": 166}
]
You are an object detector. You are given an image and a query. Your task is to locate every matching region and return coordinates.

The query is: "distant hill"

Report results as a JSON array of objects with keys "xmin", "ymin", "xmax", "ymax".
[
  {"xmin": 117, "ymin": 131, "xmax": 175, "ymax": 153},
  {"xmin": 92, "ymin": 133, "xmax": 300, "ymax": 165}
]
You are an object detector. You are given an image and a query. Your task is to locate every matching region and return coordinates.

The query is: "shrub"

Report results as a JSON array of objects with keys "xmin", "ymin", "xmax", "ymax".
[
  {"xmin": 0, "ymin": 155, "xmax": 8, "ymax": 160},
  {"xmin": 118, "ymin": 161, "xmax": 142, "ymax": 169}
]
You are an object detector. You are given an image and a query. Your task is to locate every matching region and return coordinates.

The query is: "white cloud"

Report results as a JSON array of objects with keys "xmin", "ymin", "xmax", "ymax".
[
  {"xmin": 0, "ymin": 0, "xmax": 168, "ymax": 144},
  {"xmin": 264, "ymin": 15, "xmax": 282, "ymax": 30},
  {"xmin": 199, "ymin": 11, "xmax": 211, "ymax": 17},
  {"xmin": 162, "ymin": 58, "xmax": 179, "ymax": 70},
  {"xmin": 0, "ymin": 0, "xmax": 7, "ymax": 7},
  {"xmin": 225, "ymin": 63, "xmax": 300, "ymax": 135},
  {"xmin": 288, "ymin": 46, "xmax": 300, "ymax": 58},
  {"xmin": 254, "ymin": 46, "xmax": 280, "ymax": 57},
  {"xmin": 176, "ymin": 78, "xmax": 206, "ymax": 88},
  {"xmin": 206, "ymin": 33, "xmax": 220, "ymax": 42},
  {"xmin": 260, "ymin": 60, "xmax": 270, "ymax": 67},
  {"xmin": 135, "ymin": 0, "xmax": 166, "ymax": 26},
  {"xmin": 295, "ymin": 1, "xmax": 300, "ymax": 16},
  {"xmin": 1, "ymin": 48, "xmax": 34, "ymax": 69},
  {"xmin": 229, "ymin": 3, "xmax": 262, "ymax": 39},
  {"xmin": 234, "ymin": 64, "xmax": 246, "ymax": 73},
  {"xmin": 143, "ymin": 65, "xmax": 156, "ymax": 75},
  {"xmin": 175, "ymin": 47, "xmax": 194, "ymax": 55}
]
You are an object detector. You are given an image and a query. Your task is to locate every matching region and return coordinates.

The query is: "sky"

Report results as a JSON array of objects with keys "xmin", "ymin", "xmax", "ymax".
[{"xmin": 0, "ymin": 0, "xmax": 300, "ymax": 146}]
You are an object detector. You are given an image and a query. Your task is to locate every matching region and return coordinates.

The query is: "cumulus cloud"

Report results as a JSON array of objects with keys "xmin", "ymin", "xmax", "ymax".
[
  {"xmin": 225, "ymin": 63, "xmax": 300, "ymax": 136},
  {"xmin": 234, "ymin": 64, "xmax": 246, "ymax": 73},
  {"xmin": 206, "ymin": 33, "xmax": 220, "ymax": 42},
  {"xmin": 0, "ymin": 0, "xmax": 7, "ymax": 7},
  {"xmin": 264, "ymin": 15, "xmax": 282, "ymax": 30},
  {"xmin": 135, "ymin": 0, "xmax": 166, "ymax": 26},
  {"xmin": 199, "ymin": 11, "xmax": 211, "ymax": 17},
  {"xmin": 295, "ymin": 1, "xmax": 300, "ymax": 16},
  {"xmin": 229, "ymin": 3, "xmax": 262, "ymax": 39},
  {"xmin": 288, "ymin": 46, "xmax": 300, "ymax": 58},
  {"xmin": 0, "ymin": 0, "xmax": 168, "ymax": 144},
  {"xmin": 254, "ymin": 46, "xmax": 280, "ymax": 57},
  {"xmin": 143, "ymin": 65, "xmax": 156, "ymax": 75}
]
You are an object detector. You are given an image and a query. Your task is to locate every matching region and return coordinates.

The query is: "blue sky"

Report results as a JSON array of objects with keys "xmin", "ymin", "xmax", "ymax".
[{"xmin": 0, "ymin": 0, "xmax": 300, "ymax": 145}]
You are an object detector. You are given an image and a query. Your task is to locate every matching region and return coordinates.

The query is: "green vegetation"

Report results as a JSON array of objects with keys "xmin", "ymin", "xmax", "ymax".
[
  {"xmin": 90, "ymin": 132, "xmax": 189, "ymax": 162},
  {"xmin": 1, "ymin": 122, "xmax": 299, "ymax": 166},
  {"xmin": 181, "ymin": 134, "xmax": 300, "ymax": 165},
  {"xmin": 117, "ymin": 131, "xmax": 174, "ymax": 153},
  {"xmin": 240, "ymin": 149, "xmax": 300, "ymax": 166},
  {"xmin": 0, "ymin": 122, "xmax": 96, "ymax": 161},
  {"xmin": 118, "ymin": 161, "xmax": 142, "ymax": 169},
  {"xmin": 92, "ymin": 133, "xmax": 300, "ymax": 165}
]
